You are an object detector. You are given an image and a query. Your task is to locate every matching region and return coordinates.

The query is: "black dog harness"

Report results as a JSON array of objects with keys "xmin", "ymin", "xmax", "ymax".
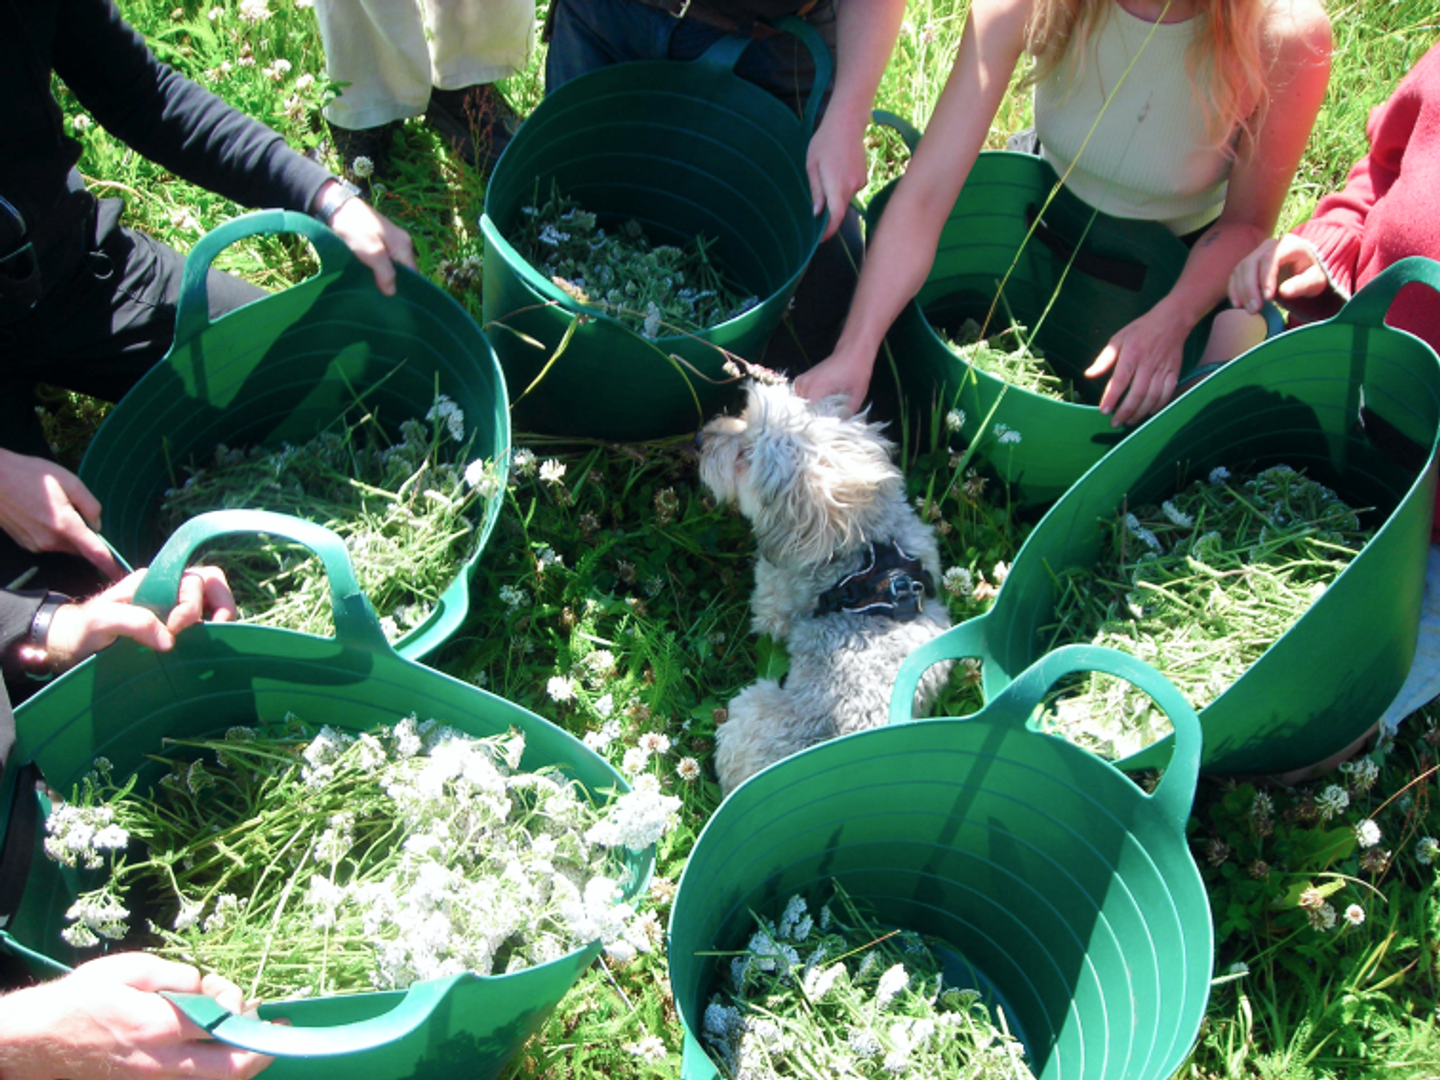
[{"xmin": 814, "ymin": 541, "xmax": 935, "ymax": 621}]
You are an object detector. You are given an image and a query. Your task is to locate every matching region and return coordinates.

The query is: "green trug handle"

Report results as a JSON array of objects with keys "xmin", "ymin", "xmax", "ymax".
[
  {"xmin": 132, "ymin": 509, "xmax": 391, "ymax": 654},
  {"xmin": 1334, "ymin": 256, "xmax": 1440, "ymax": 331},
  {"xmin": 871, "ymin": 109, "xmax": 923, "ymax": 153},
  {"xmin": 172, "ymin": 210, "xmax": 357, "ymax": 350},
  {"xmin": 888, "ymin": 614, "xmax": 994, "ymax": 728},
  {"xmin": 163, "ymin": 976, "xmax": 459, "ymax": 1056},
  {"xmin": 694, "ymin": 16, "xmax": 834, "ymax": 137}
]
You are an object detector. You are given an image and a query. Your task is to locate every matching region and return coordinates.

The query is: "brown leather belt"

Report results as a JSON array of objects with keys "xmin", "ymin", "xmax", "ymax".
[{"xmin": 626, "ymin": 0, "xmax": 816, "ymax": 39}]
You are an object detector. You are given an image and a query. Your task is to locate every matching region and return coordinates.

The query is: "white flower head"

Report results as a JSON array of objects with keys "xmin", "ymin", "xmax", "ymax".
[
  {"xmin": 945, "ymin": 409, "xmax": 965, "ymax": 433},
  {"xmin": 238, "ymin": 0, "xmax": 270, "ymax": 21},
  {"xmin": 676, "ymin": 756, "xmax": 701, "ymax": 782},
  {"xmin": 1343, "ymin": 903, "xmax": 1365, "ymax": 927},
  {"xmin": 1316, "ymin": 784, "xmax": 1350, "ymax": 821},
  {"xmin": 510, "ymin": 448, "xmax": 537, "ymax": 477},
  {"xmin": 942, "ymin": 566, "xmax": 973, "ymax": 599},
  {"xmin": 539, "ymin": 459, "xmax": 567, "ymax": 485},
  {"xmin": 546, "ymin": 675, "xmax": 577, "ymax": 703},
  {"xmin": 1417, "ymin": 836, "xmax": 1439, "ymax": 866},
  {"xmin": 875, "ymin": 963, "xmax": 909, "ymax": 1008},
  {"xmin": 425, "ymin": 394, "xmax": 466, "ymax": 443},
  {"xmin": 1355, "ymin": 818, "xmax": 1382, "ymax": 849}
]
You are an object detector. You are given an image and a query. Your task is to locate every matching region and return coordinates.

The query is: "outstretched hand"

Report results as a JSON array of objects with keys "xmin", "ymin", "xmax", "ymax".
[
  {"xmin": 0, "ymin": 953, "xmax": 272, "ymax": 1080},
  {"xmin": 806, "ymin": 110, "xmax": 868, "ymax": 243},
  {"xmin": 36, "ymin": 565, "xmax": 237, "ymax": 671},
  {"xmin": 1228, "ymin": 234, "xmax": 1329, "ymax": 314},
  {"xmin": 0, "ymin": 449, "xmax": 123, "ymax": 580},
  {"xmin": 793, "ymin": 349, "xmax": 869, "ymax": 417},
  {"xmin": 1085, "ymin": 305, "xmax": 1191, "ymax": 429},
  {"xmin": 328, "ymin": 194, "xmax": 417, "ymax": 297}
]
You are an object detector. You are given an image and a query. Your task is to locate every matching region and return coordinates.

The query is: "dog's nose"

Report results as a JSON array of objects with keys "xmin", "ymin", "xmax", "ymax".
[{"xmin": 693, "ymin": 429, "xmax": 706, "ymax": 453}]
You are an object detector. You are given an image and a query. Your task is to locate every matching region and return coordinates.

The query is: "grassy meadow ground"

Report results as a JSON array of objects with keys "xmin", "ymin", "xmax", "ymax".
[{"xmin": 43, "ymin": 0, "xmax": 1440, "ymax": 1076}]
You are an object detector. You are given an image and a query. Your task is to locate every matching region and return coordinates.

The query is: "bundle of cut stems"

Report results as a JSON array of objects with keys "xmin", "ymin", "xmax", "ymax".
[{"xmin": 1040, "ymin": 465, "xmax": 1373, "ymax": 759}]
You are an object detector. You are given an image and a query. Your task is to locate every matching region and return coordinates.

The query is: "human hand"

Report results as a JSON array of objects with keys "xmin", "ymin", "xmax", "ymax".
[
  {"xmin": 0, "ymin": 952, "xmax": 271, "ymax": 1080},
  {"xmin": 0, "ymin": 449, "xmax": 123, "ymax": 580},
  {"xmin": 1228, "ymin": 234, "xmax": 1329, "ymax": 314},
  {"xmin": 38, "ymin": 565, "xmax": 237, "ymax": 671},
  {"xmin": 793, "ymin": 349, "xmax": 873, "ymax": 416},
  {"xmin": 806, "ymin": 111, "xmax": 868, "ymax": 243},
  {"xmin": 1085, "ymin": 307, "xmax": 1192, "ymax": 429},
  {"xmin": 328, "ymin": 194, "xmax": 417, "ymax": 297}
]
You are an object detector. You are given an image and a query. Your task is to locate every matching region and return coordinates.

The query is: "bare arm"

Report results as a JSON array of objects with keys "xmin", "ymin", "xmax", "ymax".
[
  {"xmin": 795, "ymin": 0, "xmax": 1034, "ymax": 413},
  {"xmin": 1088, "ymin": 0, "xmax": 1333, "ymax": 427},
  {"xmin": 806, "ymin": 0, "xmax": 908, "ymax": 240}
]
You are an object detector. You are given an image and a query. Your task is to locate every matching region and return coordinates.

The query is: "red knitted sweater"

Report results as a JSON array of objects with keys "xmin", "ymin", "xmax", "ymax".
[{"xmin": 1285, "ymin": 42, "xmax": 1440, "ymax": 349}]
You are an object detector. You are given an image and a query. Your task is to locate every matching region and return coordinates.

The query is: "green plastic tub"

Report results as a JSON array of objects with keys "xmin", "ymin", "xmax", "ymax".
[
  {"xmin": 78, "ymin": 211, "xmax": 509, "ymax": 661},
  {"xmin": 480, "ymin": 17, "xmax": 829, "ymax": 440},
  {"xmin": 919, "ymin": 257, "xmax": 1440, "ymax": 775},
  {"xmin": 1, "ymin": 511, "xmax": 647, "ymax": 1080},
  {"xmin": 870, "ymin": 142, "xmax": 1214, "ymax": 509},
  {"xmin": 669, "ymin": 636, "xmax": 1211, "ymax": 1080}
]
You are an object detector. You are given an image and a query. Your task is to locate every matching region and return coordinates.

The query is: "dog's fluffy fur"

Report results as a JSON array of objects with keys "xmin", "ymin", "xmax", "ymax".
[{"xmin": 698, "ymin": 380, "xmax": 954, "ymax": 795}]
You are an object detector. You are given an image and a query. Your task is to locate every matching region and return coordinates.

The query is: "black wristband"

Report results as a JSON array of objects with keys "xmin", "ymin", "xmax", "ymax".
[{"xmin": 27, "ymin": 591, "xmax": 71, "ymax": 652}]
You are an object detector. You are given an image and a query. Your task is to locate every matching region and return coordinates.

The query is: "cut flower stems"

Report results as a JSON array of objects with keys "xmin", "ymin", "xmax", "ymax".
[
  {"xmin": 158, "ymin": 393, "xmax": 500, "ymax": 642},
  {"xmin": 44, "ymin": 716, "xmax": 678, "ymax": 1001},
  {"xmin": 941, "ymin": 317, "xmax": 1079, "ymax": 403},
  {"xmin": 701, "ymin": 883, "xmax": 1034, "ymax": 1079},
  {"xmin": 513, "ymin": 182, "xmax": 758, "ymax": 340},
  {"xmin": 1041, "ymin": 465, "xmax": 1374, "ymax": 759}
]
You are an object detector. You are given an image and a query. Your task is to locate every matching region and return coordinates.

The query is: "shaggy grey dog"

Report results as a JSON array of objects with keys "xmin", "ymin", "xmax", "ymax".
[{"xmin": 698, "ymin": 380, "xmax": 955, "ymax": 795}]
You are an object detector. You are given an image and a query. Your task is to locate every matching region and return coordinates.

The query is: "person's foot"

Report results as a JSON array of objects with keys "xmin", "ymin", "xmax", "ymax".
[
  {"xmin": 326, "ymin": 119, "xmax": 399, "ymax": 196},
  {"xmin": 426, "ymin": 85, "xmax": 520, "ymax": 174}
]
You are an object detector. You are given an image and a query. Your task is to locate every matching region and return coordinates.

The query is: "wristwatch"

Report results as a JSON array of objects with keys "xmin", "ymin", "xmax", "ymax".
[
  {"xmin": 3, "ymin": 590, "xmax": 71, "ymax": 674},
  {"xmin": 313, "ymin": 179, "xmax": 362, "ymax": 228}
]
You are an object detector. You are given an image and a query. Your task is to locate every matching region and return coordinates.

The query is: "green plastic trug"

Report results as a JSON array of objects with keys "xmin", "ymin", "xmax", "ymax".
[
  {"xmin": 480, "ymin": 21, "xmax": 829, "ymax": 441},
  {"xmin": 669, "ymin": 636, "xmax": 1212, "ymax": 1080},
  {"xmin": 871, "ymin": 150, "xmax": 1212, "ymax": 509},
  {"xmin": 77, "ymin": 210, "xmax": 510, "ymax": 662},
  {"xmin": 5, "ymin": 512, "xmax": 647, "ymax": 1080},
  {"xmin": 972, "ymin": 257, "xmax": 1440, "ymax": 775}
]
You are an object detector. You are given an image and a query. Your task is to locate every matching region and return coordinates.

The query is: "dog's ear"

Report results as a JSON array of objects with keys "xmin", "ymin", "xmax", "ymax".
[{"xmin": 751, "ymin": 413, "xmax": 903, "ymax": 567}]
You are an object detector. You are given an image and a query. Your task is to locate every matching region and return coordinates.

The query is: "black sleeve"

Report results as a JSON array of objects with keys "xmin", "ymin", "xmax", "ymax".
[
  {"xmin": 0, "ymin": 590, "xmax": 42, "ymax": 660},
  {"xmin": 51, "ymin": 0, "xmax": 335, "ymax": 215}
]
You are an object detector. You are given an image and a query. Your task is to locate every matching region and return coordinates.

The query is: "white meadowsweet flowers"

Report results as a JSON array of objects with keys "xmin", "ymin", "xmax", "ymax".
[
  {"xmin": 875, "ymin": 963, "xmax": 909, "ymax": 1009},
  {"xmin": 425, "ymin": 394, "xmax": 465, "ymax": 442},
  {"xmin": 584, "ymin": 775, "xmax": 681, "ymax": 852}
]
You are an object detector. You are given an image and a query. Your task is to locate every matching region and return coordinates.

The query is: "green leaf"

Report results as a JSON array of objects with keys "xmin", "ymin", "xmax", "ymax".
[{"xmin": 755, "ymin": 635, "xmax": 790, "ymax": 682}]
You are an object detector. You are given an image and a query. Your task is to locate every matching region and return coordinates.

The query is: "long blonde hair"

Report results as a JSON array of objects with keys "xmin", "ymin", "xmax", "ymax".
[{"xmin": 1023, "ymin": 0, "xmax": 1272, "ymax": 146}]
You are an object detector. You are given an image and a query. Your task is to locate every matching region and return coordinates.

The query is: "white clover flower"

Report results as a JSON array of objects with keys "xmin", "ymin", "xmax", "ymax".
[
  {"xmin": 546, "ymin": 676, "xmax": 576, "ymax": 703},
  {"xmin": 536, "ymin": 546, "xmax": 564, "ymax": 571},
  {"xmin": 238, "ymin": 0, "xmax": 270, "ymax": 21},
  {"xmin": 593, "ymin": 692, "xmax": 614, "ymax": 719},
  {"xmin": 1307, "ymin": 903, "xmax": 1337, "ymax": 931},
  {"xmin": 1417, "ymin": 836, "xmax": 1439, "ymax": 865},
  {"xmin": 1226, "ymin": 961, "xmax": 1249, "ymax": 977},
  {"xmin": 71, "ymin": 114, "xmax": 92, "ymax": 133},
  {"xmin": 875, "ymin": 963, "xmax": 909, "ymax": 1008},
  {"xmin": 997, "ymin": 427, "xmax": 1022, "ymax": 445},
  {"xmin": 539, "ymin": 459, "xmax": 567, "ymax": 485},
  {"xmin": 676, "ymin": 756, "xmax": 701, "ymax": 782},
  {"xmin": 638, "ymin": 732, "xmax": 671, "ymax": 756},
  {"xmin": 1355, "ymin": 818, "xmax": 1382, "ymax": 849},
  {"xmin": 295, "ymin": 72, "xmax": 316, "ymax": 92},
  {"xmin": 626, "ymin": 1035, "xmax": 667, "ymax": 1062},
  {"xmin": 621, "ymin": 746, "xmax": 651, "ymax": 776},
  {"xmin": 1343, "ymin": 903, "xmax": 1366, "ymax": 927},
  {"xmin": 945, "ymin": 409, "xmax": 965, "ymax": 433},
  {"xmin": 1341, "ymin": 757, "xmax": 1380, "ymax": 792},
  {"xmin": 942, "ymin": 566, "xmax": 973, "ymax": 599},
  {"xmin": 992, "ymin": 561, "xmax": 1010, "ymax": 585},
  {"xmin": 498, "ymin": 584, "xmax": 530, "ymax": 610},
  {"xmin": 1316, "ymin": 784, "xmax": 1350, "ymax": 821},
  {"xmin": 511, "ymin": 448, "xmax": 537, "ymax": 477}
]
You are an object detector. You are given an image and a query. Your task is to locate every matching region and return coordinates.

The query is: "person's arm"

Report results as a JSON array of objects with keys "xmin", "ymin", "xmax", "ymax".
[
  {"xmin": 1087, "ymin": 0, "xmax": 1332, "ymax": 428},
  {"xmin": 805, "ymin": 0, "xmax": 907, "ymax": 240},
  {"xmin": 794, "ymin": 0, "xmax": 1034, "ymax": 414},
  {"xmin": 0, "ymin": 953, "xmax": 270, "ymax": 1080},
  {"xmin": 1230, "ymin": 45, "xmax": 1435, "ymax": 318},
  {"xmin": 52, "ymin": 0, "xmax": 414, "ymax": 294},
  {"xmin": 0, "ymin": 449, "xmax": 122, "ymax": 581}
]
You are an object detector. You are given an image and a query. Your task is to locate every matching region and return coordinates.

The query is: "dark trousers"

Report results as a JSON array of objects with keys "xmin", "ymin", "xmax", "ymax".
[
  {"xmin": 0, "ymin": 202, "xmax": 264, "ymax": 597},
  {"xmin": 544, "ymin": 0, "xmax": 863, "ymax": 375}
]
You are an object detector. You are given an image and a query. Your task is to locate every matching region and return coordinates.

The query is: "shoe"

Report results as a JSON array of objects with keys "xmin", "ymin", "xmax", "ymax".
[
  {"xmin": 426, "ymin": 85, "xmax": 520, "ymax": 175},
  {"xmin": 327, "ymin": 120, "xmax": 398, "ymax": 196}
]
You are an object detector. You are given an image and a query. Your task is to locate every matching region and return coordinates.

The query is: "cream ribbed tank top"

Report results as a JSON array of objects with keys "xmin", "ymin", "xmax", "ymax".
[{"xmin": 1034, "ymin": 3, "xmax": 1238, "ymax": 235}]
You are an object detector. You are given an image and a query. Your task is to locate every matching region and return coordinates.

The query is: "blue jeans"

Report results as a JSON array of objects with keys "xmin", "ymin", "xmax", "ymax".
[{"xmin": 544, "ymin": 0, "xmax": 861, "ymax": 376}]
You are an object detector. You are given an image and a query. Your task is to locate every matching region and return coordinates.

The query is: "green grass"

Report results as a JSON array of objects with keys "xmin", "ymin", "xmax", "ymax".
[{"xmin": 43, "ymin": 0, "xmax": 1440, "ymax": 1076}]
